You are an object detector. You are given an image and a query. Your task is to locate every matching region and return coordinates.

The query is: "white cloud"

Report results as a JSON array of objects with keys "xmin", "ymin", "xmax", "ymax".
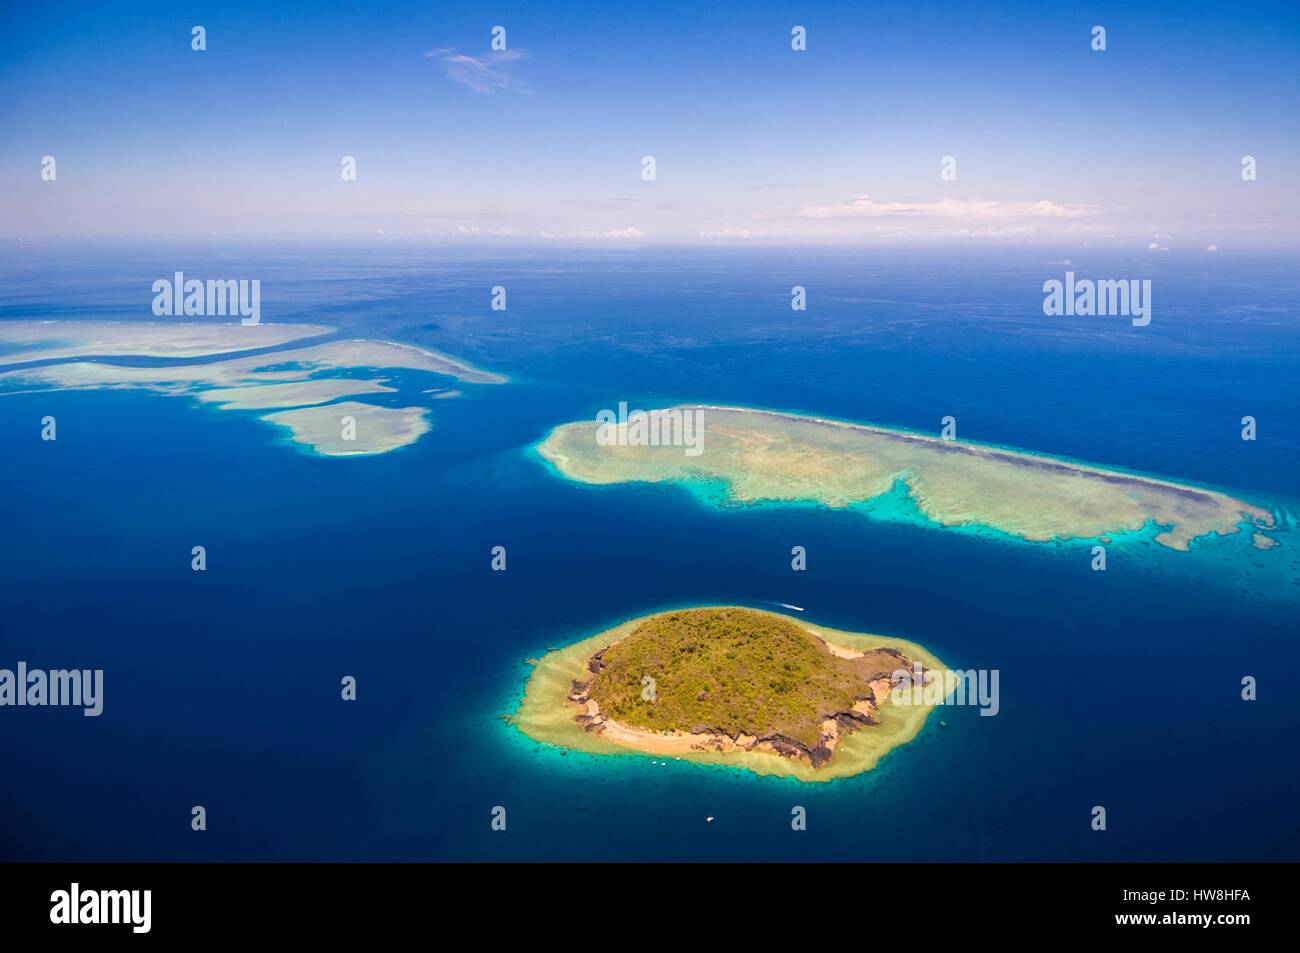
[
  {"xmin": 538, "ymin": 227, "xmax": 646, "ymax": 240},
  {"xmin": 425, "ymin": 48, "xmax": 530, "ymax": 94},
  {"xmin": 1206, "ymin": 243, "xmax": 1219, "ymax": 252},
  {"xmin": 699, "ymin": 228, "xmax": 761, "ymax": 240},
  {"xmin": 799, "ymin": 195, "xmax": 1093, "ymax": 220},
  {"xmin": 451, "ymin": 225, "xmax": 518, "ymax": 237}
]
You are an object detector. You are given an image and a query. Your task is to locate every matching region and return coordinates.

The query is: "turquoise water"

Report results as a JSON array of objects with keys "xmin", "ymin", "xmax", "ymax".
[{"xmin": 1, "ymin": 243, "xmax": 1297, "ymax": 860}]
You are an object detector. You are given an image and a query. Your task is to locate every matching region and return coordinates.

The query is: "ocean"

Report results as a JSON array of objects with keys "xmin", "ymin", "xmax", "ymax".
[{"xmin": 1, "ymin": 241, "xmax": 1297, "ymax": 861}]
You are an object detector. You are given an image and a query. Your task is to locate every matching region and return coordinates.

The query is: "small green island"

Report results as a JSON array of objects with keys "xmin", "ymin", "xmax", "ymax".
[{"xmin": 515, "ymin": 606, "xmax": 946, "ymax": 782}]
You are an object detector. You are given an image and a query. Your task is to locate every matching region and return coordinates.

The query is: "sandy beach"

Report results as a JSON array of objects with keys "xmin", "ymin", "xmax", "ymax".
[{"xmin": 514, "ymin": 606, "xmax": 947, "ymax": 783}]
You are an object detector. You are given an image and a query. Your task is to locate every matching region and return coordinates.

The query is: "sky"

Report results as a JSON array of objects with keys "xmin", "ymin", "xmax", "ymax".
[{"xmin": 2, "ymin": 0, "xmax": 1298, "ymax": 247}]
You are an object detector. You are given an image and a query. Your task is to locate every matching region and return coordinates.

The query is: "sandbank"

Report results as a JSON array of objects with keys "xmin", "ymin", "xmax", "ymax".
[
  {"xmin": 261, "ymin": 401, "xmax": 431, "ymax": 456},
  {"xmin": 0, "ymin": 320, "xmax": 329, "ymax": 364},
  {"xmin": 0, "ymin": 321, "xmax": 506, "ymax": 457}
]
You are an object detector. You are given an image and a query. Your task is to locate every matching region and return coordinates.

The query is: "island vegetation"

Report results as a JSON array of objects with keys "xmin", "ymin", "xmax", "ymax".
[{"xmin": 515, "ymin": 606, "xmax": 946, "ymax": 781}]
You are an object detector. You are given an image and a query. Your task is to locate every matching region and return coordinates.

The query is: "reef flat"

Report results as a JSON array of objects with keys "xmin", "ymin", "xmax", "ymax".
[
  {"xmin": 261, "ymin": 401, "xmax": 431, "ymax": 456},
  {"xmin": 537, "ymin": 405, "xmax": 1276, "ymax": 551},
  {"xmin": 0, "ymin": 321, "xmax": 506, "ymax": 456},
  {"xmin": 0, "ymin": 319, "xmax": 329, "ymax": 363}
]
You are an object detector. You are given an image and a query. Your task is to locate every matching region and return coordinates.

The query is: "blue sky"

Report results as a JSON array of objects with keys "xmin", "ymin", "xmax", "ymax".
[{"xmin": 2, "ymin": 0, "xmax": 1298, "ymax": 247}]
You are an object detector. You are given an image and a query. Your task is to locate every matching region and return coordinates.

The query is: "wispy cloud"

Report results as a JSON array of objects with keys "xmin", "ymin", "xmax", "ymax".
[
  {"xmin": 424, "ymin": 47, "xmax": 530, "ymax": 94},
  {"xmin": 539, "ymin": 227, "xmax": 646, "ymax": 240},
  {"xmin": 699, "ymin": 228, "xmax": 762, "ymax": 240},
  {"xmin": 799, "ymin": 195, "xmax": 1094, "ymax": 220}
]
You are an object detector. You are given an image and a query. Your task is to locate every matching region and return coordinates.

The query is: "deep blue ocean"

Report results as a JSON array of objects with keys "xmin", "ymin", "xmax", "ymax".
[{"xmin": 1, "ymin": 242, "xmax": 1297, "ymax": 861}]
